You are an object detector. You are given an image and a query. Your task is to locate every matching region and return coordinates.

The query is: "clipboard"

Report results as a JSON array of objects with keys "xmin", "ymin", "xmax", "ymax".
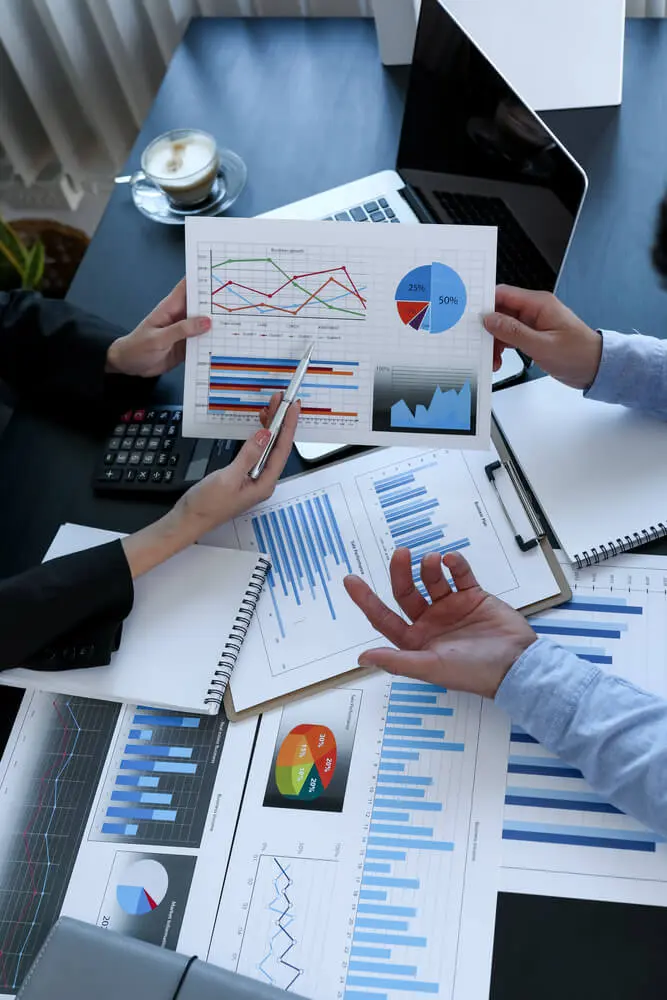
[{"xmin": 224, "ymin": 421, "xmax": 571, "ymax": 722}]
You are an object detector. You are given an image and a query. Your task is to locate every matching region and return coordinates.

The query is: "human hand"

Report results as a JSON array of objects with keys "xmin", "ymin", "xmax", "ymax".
[
  {"xmin": 485, "ymin": 285, "xmax": 602, "ymax": 390},
  {"xmin": 122, "ymin": 393, "xmax": 299, "ymax": 578},
  {"xmin": 344, "ymin": 548, "xmax": 536, "ymax": 699},
  {"xmin": 105, "ymin": 278, "xmax": 211, "ymax": 378}
]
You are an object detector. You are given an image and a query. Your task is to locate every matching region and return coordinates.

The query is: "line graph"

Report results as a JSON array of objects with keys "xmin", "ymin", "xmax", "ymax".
[
  {"xmin": 0, "ymin": 695, "xmax": 120, "ymax": 992},
  {"xmin": 236, "ymin": 855, "xmax": 337, "ymax": 996},
  {"xmin": 209, "ymin": 254, "xmax": 368, "ymax": 320}
]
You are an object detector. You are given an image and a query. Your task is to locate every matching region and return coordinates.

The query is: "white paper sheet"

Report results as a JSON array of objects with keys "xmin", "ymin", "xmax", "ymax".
[{"xmin": 184, "ymin": 217, "xmax": 496, "ymax": 449}]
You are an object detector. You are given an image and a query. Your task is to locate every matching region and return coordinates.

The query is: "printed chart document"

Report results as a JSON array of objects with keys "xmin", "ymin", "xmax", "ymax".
[
  {"xmin": 489, "ymin": 554, "xmax": 667, "ymax": 912},
  {"xmin": 205, "ymin": 445, "xmax": 565, "ymax": 714},
  {"xmin": 208, "ymin": 673, "xmax": 507, "ymax": 1000},
  {"xmin": 184, "ymin": 217, "xmax": 497, "ymax": 449}
]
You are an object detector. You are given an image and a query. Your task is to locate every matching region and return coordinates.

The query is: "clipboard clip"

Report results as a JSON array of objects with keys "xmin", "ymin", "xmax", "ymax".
[{"xmin": 485, "ymin": 460, "xmax": 545, "ymax": 553}]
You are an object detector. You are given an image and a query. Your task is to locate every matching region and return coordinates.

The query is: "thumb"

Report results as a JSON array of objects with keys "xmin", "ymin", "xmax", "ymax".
[
  {"xmin": 358, "ymin": 647, "xmax": 445, "ymax": 685},
  {"xmin": 161, "ymin": 316, "xmax": 211, "ymax": 347},
  {"xmin": 234, "ymin": 428, "xmax": 272, "ymax": 475},
  {"xmin": 484, "ymin": 311, "xmax": 541, "ymax": 353}
]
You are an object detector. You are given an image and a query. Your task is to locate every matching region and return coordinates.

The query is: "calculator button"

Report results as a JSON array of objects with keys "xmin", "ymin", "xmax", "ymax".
[
  {"xmin": 104, "ymin": 453, "xmax": 115, "ymax": 465},
  {"xmin": 133, "ymin": 410, "xmax": 146, "ymax": 422},
  {"xmin": 147, "ymin": 438, "xmax": 160, "ymax": 450},
  {"xmin": 162, "ymin": 438, "xmax": 174, "ymax": 452},
  {"xmin": 146, "ymin": 410, "xmax": 157, "ymax": 421},
  {"xmin": 126, "ymin": 424, "xmax": 139, "ymax": 436},
  {"xmin": 167, "ymin": 425, "xmax": 177, "ymax": 437},
  {"xmin": 125, "ymin": 469, "xmax": 136, "ymax": 482},
  {"xmin": 158, "ymin": 410, "xmax": 170, "ymax": 422},
  {"xmin": 120, "ymin": 438, "xmax": 133, "ymax": 451},
  {"xmin": 153, "ymin": 424, "xmax": 165, "ymax": 436},
  {"xmin": 99, "ymin": 469, "xmax": 121, "ymax": 482},
  {"xmin": 115, "ymin": 452, "xmax": 129, "ymax": 465},
  {"xmin": 151, "ymin": 470, "xmax": 163, "ymax": 483},
  {"xmin": 137, "ymin": 470, "xmax": 149, "ymax": 483},
  {"xmin": 142, "ymin": 453, "xmax": 155, "ymax": 466},
  {"xmin": 163, "ymin": 470, "xmax": 175, "ymax": 484},
  {"xmin": 168, "ymin": 454, "xmax": 179, "ymax": 467},
  {"xmin": 157, "ymin": 453, "xmax": 169, "ymax": 466},
  {"xmin": 134, "ymin": 438, "xmax": 146, "ymax": 450},
  {"xmin": 128, "ymin": 452, "xmax": 141, "ymax": 465},
  {"xmin": 172, "ymin": 410, "xmax": 182, "ymax": 422},
  {"xmin": 120, "ymin": 410, "xmax": 133, "ymax": 423},
  {"xmin": 108, "ymin": 438, "xmax": 121, "ymax": 451},
  {"xmin": 139, "ymin": 424, "xmax": 153, "ymax": 436},
  {"xmin": 113, "ymin": 425, "xmax": 126, "ymax": 437}
]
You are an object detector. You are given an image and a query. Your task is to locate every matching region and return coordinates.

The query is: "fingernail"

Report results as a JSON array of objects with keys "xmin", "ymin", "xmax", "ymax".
[
  {"xmin": 254, "ymin": 429, "xmax": 271, "ymax": 447},
  {"xmin": 197, "ymin": 317, "xmax": 211, "ymax": 332}
]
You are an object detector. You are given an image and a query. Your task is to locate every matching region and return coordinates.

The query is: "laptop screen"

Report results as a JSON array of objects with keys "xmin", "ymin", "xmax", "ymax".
[{"xmin": 397, "ymin": 0, "xmax": 587, "ymax": 291}]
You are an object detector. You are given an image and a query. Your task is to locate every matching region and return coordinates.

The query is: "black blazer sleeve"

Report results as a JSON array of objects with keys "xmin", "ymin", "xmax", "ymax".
[
  {"xmin": 0, "ymin": 290, "xmax": 154, "ymax": 407},
  {"xmin": 0, "ymin": 540, "xmax": 134, "ymax": 671}
]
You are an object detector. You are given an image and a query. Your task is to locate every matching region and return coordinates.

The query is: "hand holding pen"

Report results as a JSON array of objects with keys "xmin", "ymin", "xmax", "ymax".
[{"xmin": 249, "ymin": 341, "xmax": 314, "ymax": 480}]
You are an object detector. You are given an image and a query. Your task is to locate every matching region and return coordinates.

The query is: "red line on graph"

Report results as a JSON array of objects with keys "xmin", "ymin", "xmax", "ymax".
[
  {"xmin": 0, "ymin": 701, "xmax": 73, "ymax": 988},
  {"xmin": 211, "ymin": 269, "xmax": 367, "ymax": 314}
]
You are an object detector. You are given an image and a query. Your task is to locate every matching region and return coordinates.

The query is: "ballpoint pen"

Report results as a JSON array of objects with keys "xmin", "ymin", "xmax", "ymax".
[{"xmin": 248, "ymin": 341, "xmax": 315, "ymax": 481}]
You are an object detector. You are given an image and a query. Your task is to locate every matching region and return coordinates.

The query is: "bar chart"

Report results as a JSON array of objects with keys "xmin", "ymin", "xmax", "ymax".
[
  {"xmin": 344, "ymin": 680, "xmax": 475, "ymax": 1000},
  {"xmin": 502, "ymin": 573, "xmax": 667, "ymax": 882},
  {"xmin": 92, "ymin": 706, "xmax": 229, "ymax": 849},
  {"xmin": 235, "ymin": 483, "xmax": 378, "ymax": 675},
  {"xmin": 355, "ymin": 450, "xmax": 517, "ymax": 599}
]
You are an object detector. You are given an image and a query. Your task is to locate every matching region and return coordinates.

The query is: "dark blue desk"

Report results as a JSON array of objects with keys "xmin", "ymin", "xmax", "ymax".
[{"xmin": 2, "ymin": 17, "xmax": 667, "ymax": 998}]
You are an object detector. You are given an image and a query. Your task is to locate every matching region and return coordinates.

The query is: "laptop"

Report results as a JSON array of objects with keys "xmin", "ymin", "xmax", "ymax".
[{"xmin": 262, "ymin": 0, "xmax": 588, "ymax": 459}]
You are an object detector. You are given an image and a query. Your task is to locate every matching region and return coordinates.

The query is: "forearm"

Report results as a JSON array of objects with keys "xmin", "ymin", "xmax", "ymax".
[
  {"xmin": 121, "ymin": 509, "xmax": 205, "ymax": 579},
  {"xmin": 586, "ymin": 329, "xmax": 667, "ymax": 418},
  {"xmin": 496, "ymin": 638, "xmax": 667, "ymax": 837}
]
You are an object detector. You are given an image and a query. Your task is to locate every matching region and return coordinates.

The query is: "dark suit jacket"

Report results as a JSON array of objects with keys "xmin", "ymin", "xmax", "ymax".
[{"xmin": 0, "ymin": 290, "xmax": 143, "ymax": 671}]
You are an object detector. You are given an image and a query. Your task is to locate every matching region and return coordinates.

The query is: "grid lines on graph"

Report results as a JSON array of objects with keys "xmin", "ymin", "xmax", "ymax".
[
  {"xmin": 0, "ymin": 696, "xmax": 120, "ymax": 993},
  {"xmin": 92, "ymin": 706, "xmax": 228, "ymax": 848},
  {"xmin": 208, "ymin": 248, "xmax": 368, "ymax": 321}
]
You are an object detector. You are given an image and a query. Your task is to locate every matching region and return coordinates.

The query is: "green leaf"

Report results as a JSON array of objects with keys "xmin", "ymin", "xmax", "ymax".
[
  {"xmin": 0, "ymin": 217, "xmax": 28, "ymax": 273},
  {"xmin": 22, "ymin": 240, "xmax": 45, "ymax": 290}
]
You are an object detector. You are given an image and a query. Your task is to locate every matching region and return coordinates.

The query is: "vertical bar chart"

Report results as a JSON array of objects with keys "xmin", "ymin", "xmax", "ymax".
[
  {"xmin": 237, "ymin": 483, "xmax": 378, "ymax": 675},
  {"xmin": 345, "ymin": 680, "xmax": 470, "ymax": 1000},
  {"xmin": 92, "ymin": 706, "xmax": 229, "ymax": 849}
]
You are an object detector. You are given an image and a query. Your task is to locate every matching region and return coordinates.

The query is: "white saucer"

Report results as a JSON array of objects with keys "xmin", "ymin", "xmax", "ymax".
[{"xmin": 130, "ymin": 148, "xmax": 248, "ymax": 225}]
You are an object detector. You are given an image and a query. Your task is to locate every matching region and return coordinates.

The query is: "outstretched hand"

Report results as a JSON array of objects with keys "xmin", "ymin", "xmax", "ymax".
[{"xmin": 344, "ymin": 549, "xmax": 536, "ymax": 699}]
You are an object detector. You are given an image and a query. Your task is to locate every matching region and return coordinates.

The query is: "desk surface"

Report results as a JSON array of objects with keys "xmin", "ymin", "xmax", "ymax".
[{"xmin": 2, "ymin": 17, "xmax": 667, "ymax": 998}]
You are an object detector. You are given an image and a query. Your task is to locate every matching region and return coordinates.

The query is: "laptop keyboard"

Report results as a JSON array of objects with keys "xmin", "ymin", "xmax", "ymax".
[
  {"xmin": 433, "ymin": 191, "xmax": 555, "ymax": 290},
  {"xmin": 323, "ymin": 198, "xmax": 401, "ymax": 223}
]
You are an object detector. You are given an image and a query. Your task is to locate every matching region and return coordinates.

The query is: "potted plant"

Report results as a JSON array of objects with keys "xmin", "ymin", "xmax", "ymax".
[{"xmin": 0, "ymin": 214, "xmax": 45, "ymax": 291}]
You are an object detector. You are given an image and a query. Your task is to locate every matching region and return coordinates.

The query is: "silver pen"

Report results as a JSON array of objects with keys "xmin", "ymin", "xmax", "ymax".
[{"xmin": 248, "ymin": 341, "xmax": 315, "ymax": 481}]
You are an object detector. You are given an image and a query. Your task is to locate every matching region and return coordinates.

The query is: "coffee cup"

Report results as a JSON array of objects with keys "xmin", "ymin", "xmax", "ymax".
[{"xmin": 141, "ymin": 129, "xmax": 220, "ymax": 207}]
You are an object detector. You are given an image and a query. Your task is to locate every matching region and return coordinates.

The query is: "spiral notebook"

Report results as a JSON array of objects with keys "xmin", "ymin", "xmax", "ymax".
[
  {"xmin": 493, "ymin": 377, "xmax": 667, "ymax": 568},
  {"xmin": 0, "ymin": 523, "xmax": 271, "ymax": 715}
]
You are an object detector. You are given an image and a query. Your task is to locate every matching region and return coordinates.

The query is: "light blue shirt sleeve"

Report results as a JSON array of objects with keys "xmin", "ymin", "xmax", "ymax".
[
  {"xmin": 495, "ymin": 638, "xmax": 667, "ymax": 837},
  {"xmin": 585, "ymin": 328, "xmax": 667, "ymax": 419}
]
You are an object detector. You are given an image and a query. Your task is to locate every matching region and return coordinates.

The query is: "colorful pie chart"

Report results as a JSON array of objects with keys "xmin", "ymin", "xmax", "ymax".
[
  {"xmin": 275, "ymin": 724, "xmax": 337, "ymax": 802},
  {"xmin": 116, "ymin": 859, "xmax": 168, "ymax": 916},
  {"xmin": 395, "ymin": 263, "xmax": 467, "ymax": 333}
]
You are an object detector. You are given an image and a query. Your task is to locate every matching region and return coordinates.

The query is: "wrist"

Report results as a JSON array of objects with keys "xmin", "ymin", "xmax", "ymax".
[
  {"xmin": 105, "ymin": 337, "xmax": 125, "ymax": 375},
  {"xmin": 121, "ymin": 508, "xmax": 197, "ymax": 579},
  {"xmin": 491, "ymin": 631, "xmax": 538, "ymax": 698},
  {"xmin": 573, "ymin": 328, "xmax": 603, "ymax": 390}
]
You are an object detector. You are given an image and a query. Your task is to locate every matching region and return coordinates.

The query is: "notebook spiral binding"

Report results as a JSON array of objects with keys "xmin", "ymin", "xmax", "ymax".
[
  {"xmin": 204, "ymin": 556, "xmax": 271, "ymax": 709},
  {"xmin": 575, "ymin": 524, "xmax": 667, "ymax": 569}
]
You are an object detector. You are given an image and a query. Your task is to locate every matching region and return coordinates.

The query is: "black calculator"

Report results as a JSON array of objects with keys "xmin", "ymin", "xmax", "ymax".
[{"xmin": 93, "ymin": 405, "xmax": 240, "ymax": 497}]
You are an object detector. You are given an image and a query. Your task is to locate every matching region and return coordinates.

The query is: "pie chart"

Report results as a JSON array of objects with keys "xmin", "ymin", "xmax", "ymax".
[
  {"xmin": 275, "ymin": 724, "xmax": 337, "ymax": 802},
  {"xmin": 116, "ymin": 858, "xmax": 168, "ymax": 916},
  {"xmin": 395, "ymin": 263, "xmax": 467, "ymax": 333}
]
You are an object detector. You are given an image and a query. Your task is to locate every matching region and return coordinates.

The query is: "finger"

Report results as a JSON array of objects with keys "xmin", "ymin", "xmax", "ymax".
[
  {"xmin": 358, "ymin": 646, "xmax": 445, "ymax": 685},
  {"xmin": 492, "ymin": 340, "xmax": 504, "ymax": 372},
  {"xmin": 420, "ymin": 552, "xmax": 452, "ymax": 602},
  {"xmin": 234, "ymin": 427, "xmax": 273, "ymax": 476},
  {"xmin": 159, "ymin": 315, "xmax": 211, "ymax": 348},
  {"xmin": 390, "ymin": 548, "xmax": 428, "ymax": 622},
  {"xmin": 260, "ymin": 392, "xmax": 284, "ymax": 428},
  {"xmin": 442, "ymin": 551, "xmax": 480, "ymax": 591},
  {"xmin": 494, "ymin": 284, "xmax": 550, "ymax": 323},
  {"xmin": 343, "ymin": 575, "xmax": 411, "ymax": 648},
  {"xmin": 483, "ymin": 310, "xmax": 542, "ymax": 354}
]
